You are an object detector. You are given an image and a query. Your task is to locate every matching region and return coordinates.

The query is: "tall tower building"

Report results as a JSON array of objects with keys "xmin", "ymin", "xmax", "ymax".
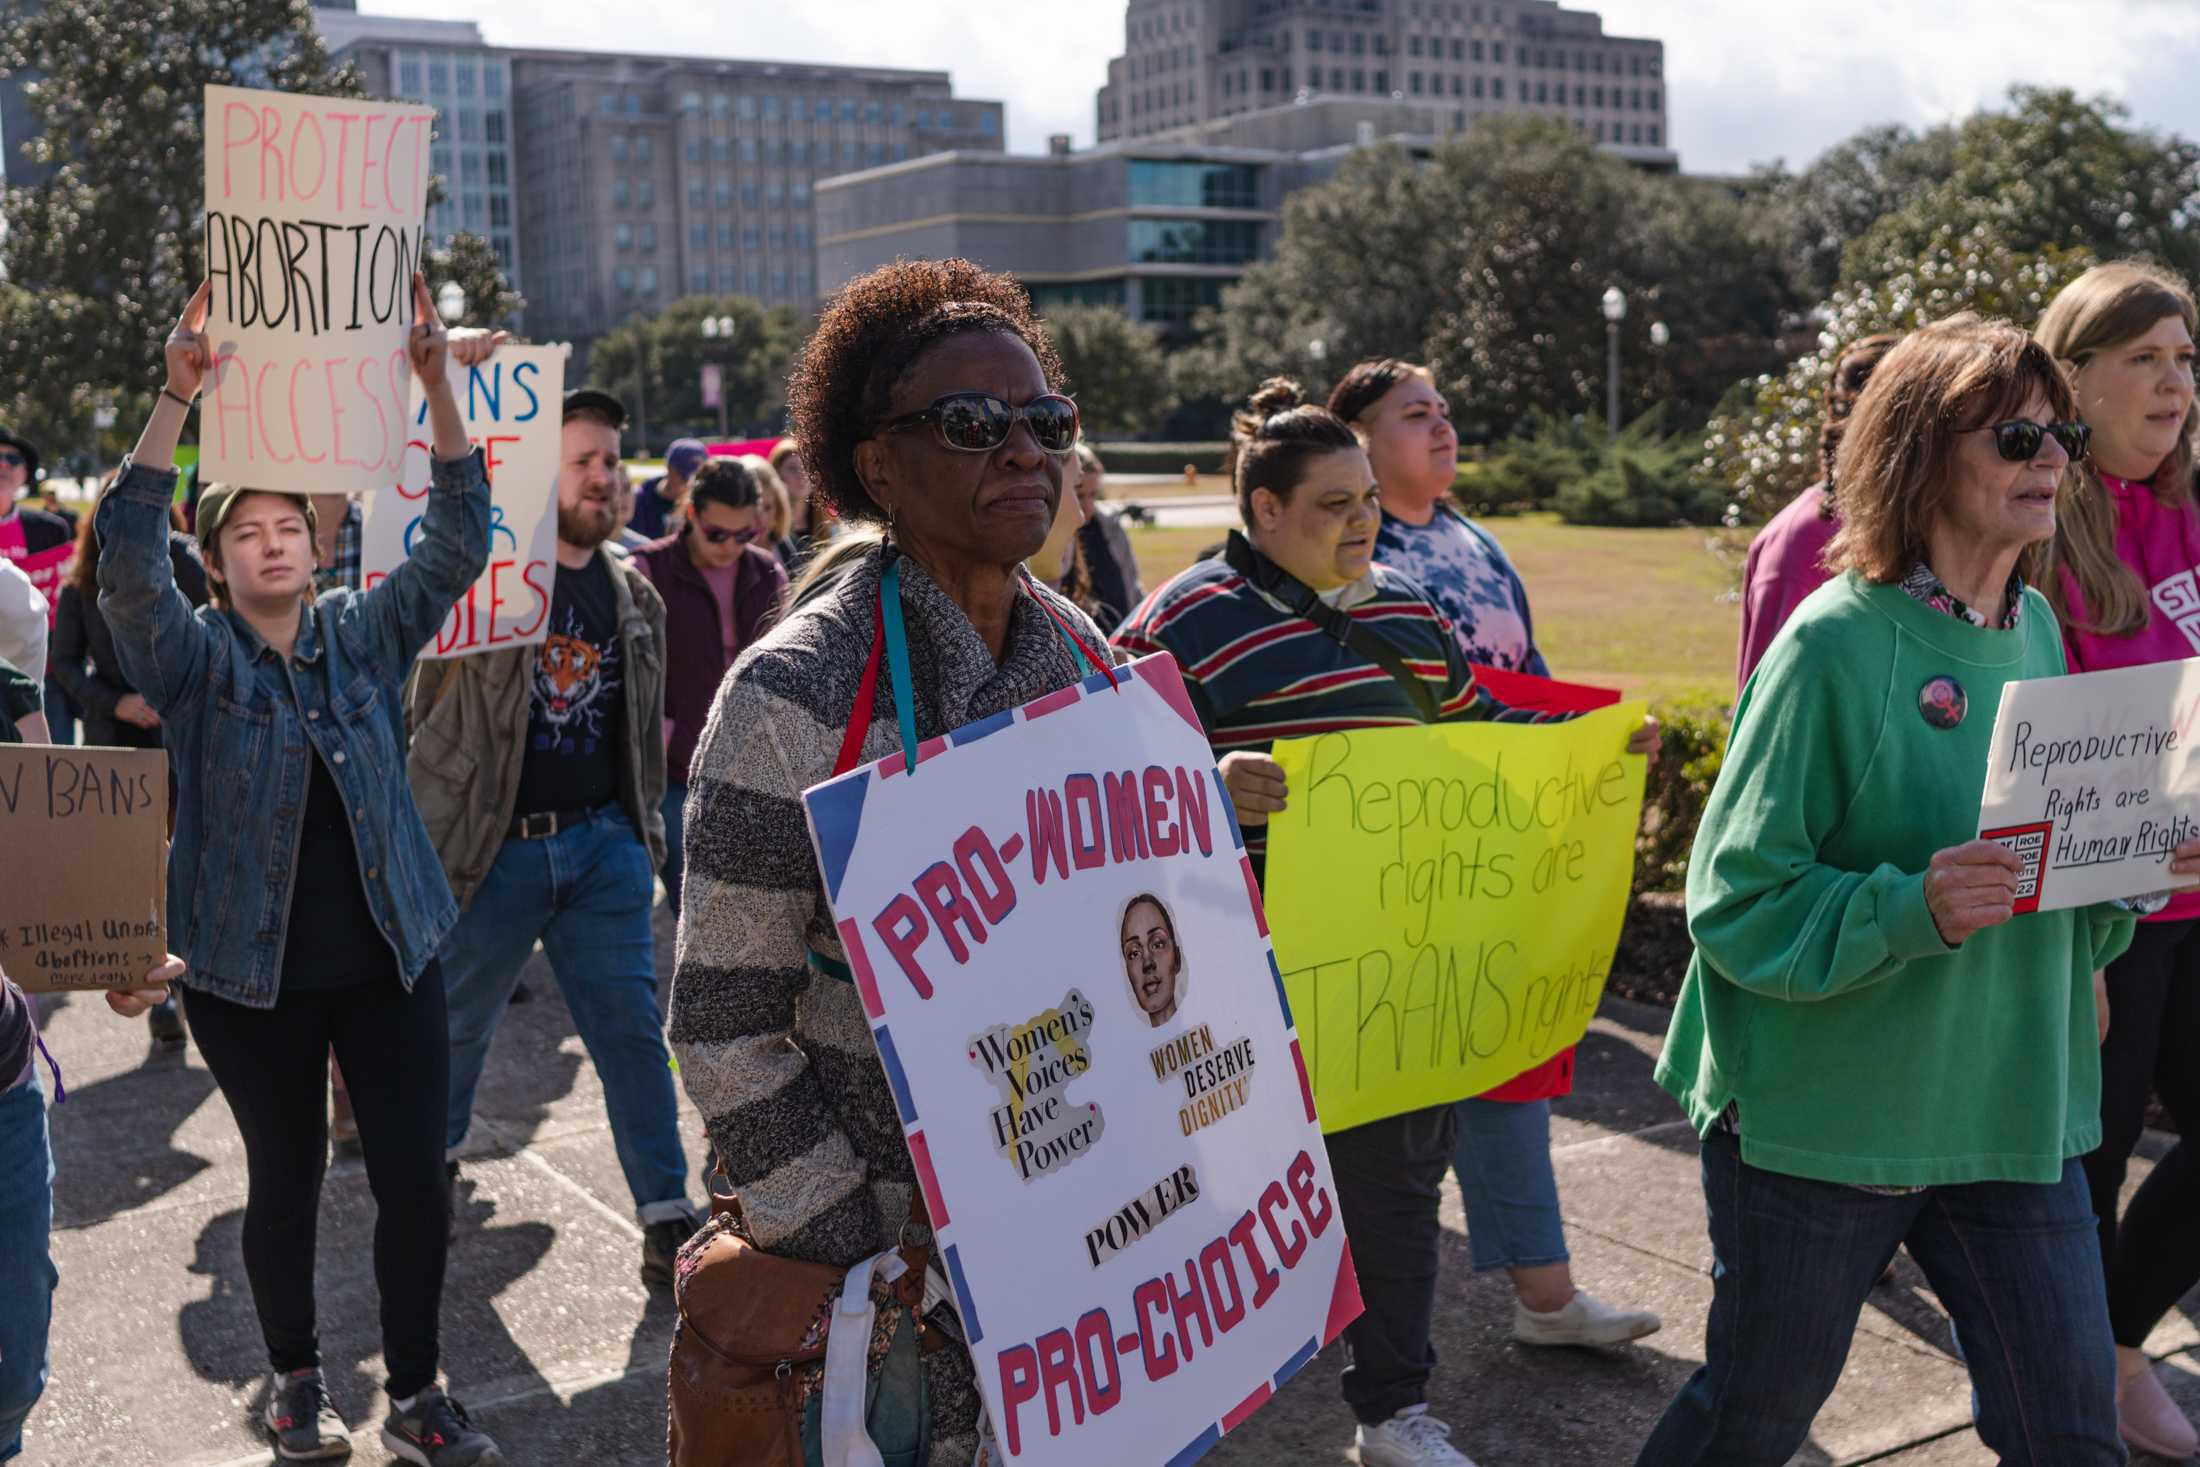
[{"xmin": 1097, "ymin": 0, "xmax": 1668, "ymax": 164}]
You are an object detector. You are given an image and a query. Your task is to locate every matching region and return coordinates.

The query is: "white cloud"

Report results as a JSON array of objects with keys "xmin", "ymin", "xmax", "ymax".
[{"xmin": 348, "ymin": 0, "xmax": 2200, "ymax": 172}]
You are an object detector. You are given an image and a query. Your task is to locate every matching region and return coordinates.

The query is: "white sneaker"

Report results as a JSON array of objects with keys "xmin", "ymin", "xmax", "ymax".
[
  {"xmin": 1513, "ymin": 1289, "xmax": 1662, "ymax": 1347},
  {"xmin": 1355, "ymin": 1405, "xmax": 1479, "ymax": 1466}
]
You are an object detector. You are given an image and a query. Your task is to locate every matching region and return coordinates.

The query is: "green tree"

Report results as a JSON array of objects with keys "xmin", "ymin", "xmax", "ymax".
[
  {"xmin": 1193, "ymin": 118, "xmax": 1796, "ymax": 438},
  {"xmin": 424, "ymin": 231, "xmax": 525, "ymax": 331},
  {"xmin": 0, "ymin": 0, "xmax": 360, "ymax": 461},
  {"xmin": 1042, "ymin": 303, "xmax": 1179, "ymax": 437},
  {"xmin": 588, "ymin": 295, "xmax": 807, "ymax": 452},
  {"xmin": 1703, "ymin": 226, "xmax": 2097, "ymax": 524},
  {"xmin": 1756, "ymin": 122, "xmax": 1961, "ymax": 299}
]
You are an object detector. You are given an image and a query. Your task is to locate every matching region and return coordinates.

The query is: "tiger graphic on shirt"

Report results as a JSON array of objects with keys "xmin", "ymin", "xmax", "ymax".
[{"xmin": 529, "ymin": 605, "xmax": 620, "ymax": 755}]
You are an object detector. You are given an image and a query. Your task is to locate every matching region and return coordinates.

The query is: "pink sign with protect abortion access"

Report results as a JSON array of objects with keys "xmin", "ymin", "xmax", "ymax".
[{"xmin": 199, "ymin": 85, "xmax": 436, "ymax": 495}]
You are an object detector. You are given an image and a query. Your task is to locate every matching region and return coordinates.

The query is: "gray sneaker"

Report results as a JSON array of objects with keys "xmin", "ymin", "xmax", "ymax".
[
  {"xmin": 263, "ymin": 1367, "xmax": 349, "ymax": 1460},
  {"xmin": 381, "ymin": 1388, "xmax": 502, "ymax": 1466}
]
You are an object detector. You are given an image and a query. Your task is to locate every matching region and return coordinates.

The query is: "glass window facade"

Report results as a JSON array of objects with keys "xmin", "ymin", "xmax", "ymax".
[
  {"xmin": 1127, "ymin": 160, "xmax": 1261, "ymax": 210},
  {"xmin": 1130, "ymin": 218, "xmax": 1262, "ymax": 266},
  {"xmin": 1141, "ymin": 277, "xmax": 1227, "ymax": 326}
]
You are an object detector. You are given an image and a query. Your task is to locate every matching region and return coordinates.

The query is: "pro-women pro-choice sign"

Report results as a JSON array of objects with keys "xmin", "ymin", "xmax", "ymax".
[
  {"xmin": 200, "ymin": 85, "xmax": 434, "ymax": 493},
  {"xmin": 804, "ymin": 655, "xmax": 1359, "ymax": 1464},
  {"xmin": 361, "ymin": 346, "xmax": 564, "ymax": 658},
  {"xmin": 1978, "ymin": 659, "xmax": 2200, "ymax": 912},
  {"xmin": 1264, "ymin": 704, "xmax": 1649, "ymax": 1132}
]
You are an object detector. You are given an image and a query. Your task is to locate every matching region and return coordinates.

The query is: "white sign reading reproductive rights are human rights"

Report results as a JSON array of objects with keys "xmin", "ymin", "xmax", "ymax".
[
  {"xmin": 803, "ymin": 653, "xmax": 1360, "ymax": 1465},
  {"xmin": 1978, "ymin": 659, "xmax": 2200, "ymax": 913}
]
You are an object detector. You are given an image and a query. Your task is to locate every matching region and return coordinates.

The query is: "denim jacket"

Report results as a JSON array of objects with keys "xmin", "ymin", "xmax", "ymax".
[{"xmin": 96, "ymin": 450, "xmax": 491, "ymax": 1007}]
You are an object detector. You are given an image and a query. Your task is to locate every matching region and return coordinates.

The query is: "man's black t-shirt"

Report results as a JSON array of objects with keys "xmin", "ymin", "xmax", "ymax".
[
  {"xmin": 281, "ymin": 748, "xmax": 400, "ymax": 991},
  {"xmin": 513, "ymin": 554, "xmax": 625, "ymax": 817}
]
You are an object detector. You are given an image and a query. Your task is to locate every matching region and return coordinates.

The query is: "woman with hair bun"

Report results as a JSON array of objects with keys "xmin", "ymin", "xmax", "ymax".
[
  {"xmin": 1330, "ymin": 358, "xmax": 1664, "ymax": 1359},
  {"xmin": 1116, "ymin": 378, "xmax": 1656, "ymax": 1467},
  {"xmin": 2037, "ymin": 259, "xmax": 2200, "ymax": 1462}
]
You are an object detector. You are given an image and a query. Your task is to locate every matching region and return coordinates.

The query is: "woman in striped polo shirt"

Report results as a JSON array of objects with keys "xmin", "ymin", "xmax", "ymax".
[{"xmin": 1113, "ymin": 378, "xmax": 1656, "ymax": 1467}]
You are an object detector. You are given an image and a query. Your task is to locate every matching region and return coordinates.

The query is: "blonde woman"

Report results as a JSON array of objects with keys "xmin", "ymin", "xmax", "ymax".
[
  {"xmin": 735, "ymin": 453, "xmax": 799, "ymax": 568},
  {"xmin": 2037, "ymin": 260, "xmax": 2200, "ymax": 1461}
]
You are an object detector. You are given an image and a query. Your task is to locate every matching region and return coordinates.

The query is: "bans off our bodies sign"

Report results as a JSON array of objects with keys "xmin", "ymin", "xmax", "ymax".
[
  {"xmin": 804, "ymin": 655, "xmax": 1359, "ymax": 1464},
  {"xmin": 362, "ymin": 346, "xmax": 565, "ymax": 658},
  {"xmin": 200, "ymin": 85, "xmax": 435, "ymax": 494}
]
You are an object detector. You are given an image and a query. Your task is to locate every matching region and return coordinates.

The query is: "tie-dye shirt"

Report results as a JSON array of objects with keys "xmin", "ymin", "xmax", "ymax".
[{"xmin": 1373, "ymin": 504, "xmax": 1547, "ymax": 674}]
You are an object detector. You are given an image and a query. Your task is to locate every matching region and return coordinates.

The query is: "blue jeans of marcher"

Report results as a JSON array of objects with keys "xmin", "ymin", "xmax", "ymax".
[
  {"xmin": 440, "ymin": 808, "xmax": 694, "ymax": 1225},
  {"xmin": 1453, "ymin": 1097, "xmax": 1569, "ymax": 1273},
  {"xmin": 1636, "ymin": 1129, "xmax": 2122, "ymax": 1466},
  {"xmin": 659, "ymin": 779, "xmax": 687, "ymax": 913},
  {"xmin": 0, "ymin": 1072, "xmax": 55, "ymax": 1463},
  {"xmin": 40, "ymin": 676, "xmax": 72, "ymax": 746}
]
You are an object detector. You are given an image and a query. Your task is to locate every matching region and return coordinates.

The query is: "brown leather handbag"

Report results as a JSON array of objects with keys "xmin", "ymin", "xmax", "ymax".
[{"xmin": 667, "ymin": 1188, "xmax": 934, "ymax": 1467}]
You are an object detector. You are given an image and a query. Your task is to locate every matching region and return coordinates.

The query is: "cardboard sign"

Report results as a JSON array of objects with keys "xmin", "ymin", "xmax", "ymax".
[
  {"xmin": 199, "ymin": 85, "xmax": 435, "ymax": 494},
  {"xmin": 803, "ymin": 655, "xmax": 1360, "ymax": 1465},
  {"xmin": 1263, "ymin": 703, "xmax": 1649, "ymax": 1132},
  {"xmin": 360, "ymin": 347, "xmax": 564, "ymax": 658},
  {"xmin": 1977, "ymin": 661, "xmax": 2200, "ymax": 912},
  {"xmin": 0, "ymin": 747, "xmax": 167, "ymax": 992}
]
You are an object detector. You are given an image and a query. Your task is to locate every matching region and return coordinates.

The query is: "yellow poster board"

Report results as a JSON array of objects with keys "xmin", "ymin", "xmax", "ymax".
[{"xmin": 1264, "ymin": 704, "xmax": 1648, "ymax": 1132}]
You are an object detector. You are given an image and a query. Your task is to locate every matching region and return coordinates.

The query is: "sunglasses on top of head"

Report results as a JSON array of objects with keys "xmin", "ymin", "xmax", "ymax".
[
  {"xmin": 1974, "ymin": 419, "xmax": 2091, "ymax": 463},
  {"xmin": 877, "ymin": 391, "xmax": 1080, "ymax": 455}
]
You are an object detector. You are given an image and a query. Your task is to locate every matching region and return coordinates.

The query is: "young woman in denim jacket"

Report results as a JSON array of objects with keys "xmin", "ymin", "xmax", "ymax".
[{"xmin": 98, "ymin": 278, "xmax": 503, "ymax": 1467}]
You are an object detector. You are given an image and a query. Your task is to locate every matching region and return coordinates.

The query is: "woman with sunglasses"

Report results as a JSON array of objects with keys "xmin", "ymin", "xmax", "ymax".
[
  {"xmin": 631, "ymin": 455, "xmax": 786, "ymax": 912},
  {"xmin": 668, "ymin": 260, "xmax": 1109, "ymax": 1465},
  {"xmin": 1637, "ymin": 315, "xmax": 2199, "ymax": 1466},
  {"xmin": 1115, "ymin": 378, "xmax": 1658, "ymax": 1467},
  {"xmin": 2035, "ymin": 260, "xmax": 2200, "ymax": 1461}
]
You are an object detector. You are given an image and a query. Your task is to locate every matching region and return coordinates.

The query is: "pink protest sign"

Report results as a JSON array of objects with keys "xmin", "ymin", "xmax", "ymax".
[{"xmin": 198, "ymin": 85, "xmax": 436, "ymax": 495}]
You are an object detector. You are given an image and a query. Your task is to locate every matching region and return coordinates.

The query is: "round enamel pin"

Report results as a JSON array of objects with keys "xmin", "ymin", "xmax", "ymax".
[{"xmin": 1918, "ymin": 675, "xmax": 1967, "ymax": 729}]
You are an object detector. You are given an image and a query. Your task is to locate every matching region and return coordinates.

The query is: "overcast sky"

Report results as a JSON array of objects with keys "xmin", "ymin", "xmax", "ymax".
[{"xmin": 341, "ymin": 0, "xmax": 2200, "ymax": 175}]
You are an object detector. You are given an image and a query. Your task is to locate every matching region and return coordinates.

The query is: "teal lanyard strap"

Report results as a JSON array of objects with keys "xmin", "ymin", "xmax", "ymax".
[
  {"xmin": 1047, "ymin": 617, "xmax": 1099, "ymax": 676},
  {"xmin": 879, "ymin": 555, "xmax": 923, "ymax": 774}
]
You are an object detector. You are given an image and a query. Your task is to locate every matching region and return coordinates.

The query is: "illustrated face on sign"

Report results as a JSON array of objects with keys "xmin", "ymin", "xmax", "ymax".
[{"xmin": 1120, "ymin": 894, "xmax": 1183, "ymax": 1028}]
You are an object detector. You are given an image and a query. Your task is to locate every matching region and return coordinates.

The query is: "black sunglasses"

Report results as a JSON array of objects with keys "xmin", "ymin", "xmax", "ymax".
[
  {"xmin": 878, "ymin": 392, "xmax": 1080, "ymax": 455},
  {"xmin": 697, "ymin": 522, "xmax": 761, "ymax": 545},
  {"xmin": 1975, "ymin": 419, "xmax": 2091, "ymax": 463},
  {"xmin": 0, "ymin": 450, "xmax": 23, "ymax": 469}
]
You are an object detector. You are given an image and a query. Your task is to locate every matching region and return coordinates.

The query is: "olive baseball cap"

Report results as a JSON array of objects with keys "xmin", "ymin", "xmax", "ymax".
[{"xmin": 195, "ymin": 484, "xmax": 319, "ymax": 549}]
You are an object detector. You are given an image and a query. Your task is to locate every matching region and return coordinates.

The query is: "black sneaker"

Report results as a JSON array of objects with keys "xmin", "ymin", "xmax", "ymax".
[
  {"xmin": 263, "ymin": 1367, "xmax": 349, "ymax": 1460},
  {"xmin": 381, "ymin": 1388, "xmax": 502, "ymax": 1467},
  {"xmin": 147, "ymin": 996, "xmax": 186, "ymax": 1047},
  {"xmin": 640, "ymin": 1213, "xmax": 700, "ymax": 1289}
]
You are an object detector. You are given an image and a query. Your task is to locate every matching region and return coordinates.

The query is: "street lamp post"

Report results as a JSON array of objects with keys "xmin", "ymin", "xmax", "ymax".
[
  {"xmin": 1601, "ymin": 285, "xmax": 1626, "ymax": 437},
  {"xmin": 699, "ymin": 314, "xmax": 736, "ymax": 439}
]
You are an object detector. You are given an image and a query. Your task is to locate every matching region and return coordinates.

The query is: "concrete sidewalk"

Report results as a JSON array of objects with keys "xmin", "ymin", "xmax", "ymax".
[{"xmin": 22, "ymin": 908, "xmax": 2200, "ymax": 1466}]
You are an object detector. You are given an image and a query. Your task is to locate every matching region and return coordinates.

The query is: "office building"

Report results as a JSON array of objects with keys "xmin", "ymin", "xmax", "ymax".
[
  {"xmin": 501, "ymin": 51, "xmax": 1003, "ymax": 346},
  {"xmin": 316, "ymin": 11, "xmax": 522, "ymax": 292},
  {"xmin": 1099, "ymin": 0, "xmax": 1669, "ymax": 165}
]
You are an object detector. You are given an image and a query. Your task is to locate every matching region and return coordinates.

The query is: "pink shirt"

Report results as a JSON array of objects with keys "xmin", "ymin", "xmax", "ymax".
[
  {"xmin": 2058, "ymin": 472, "xmax": 2200, "ymax": 921},
  {"xmin": 1737, "ymin": 485, "xmax": 1840, "ymax": 693}
]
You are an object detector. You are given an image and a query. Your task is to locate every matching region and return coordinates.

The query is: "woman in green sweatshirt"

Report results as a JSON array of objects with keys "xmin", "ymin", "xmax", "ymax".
[{"xmin": 1638, "ymin": 315, "xmax": 2200, "ymax": 1467}]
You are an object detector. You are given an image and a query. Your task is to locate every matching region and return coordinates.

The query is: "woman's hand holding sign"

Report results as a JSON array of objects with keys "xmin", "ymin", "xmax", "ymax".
[
  {"xmin": 1924, "ymin": 840, "xmax": 2024, "ymax": 946},
  {"xmin": 1220, "ymin": 751, "xmax": 1289, "ymax": 826},
  {"xmin": 406, "ymin": 271, "xmax": 509, "ymax": 463},
  {"xmin": 163, "ymin": 281, "xmax": 215, "ymax": 402}
]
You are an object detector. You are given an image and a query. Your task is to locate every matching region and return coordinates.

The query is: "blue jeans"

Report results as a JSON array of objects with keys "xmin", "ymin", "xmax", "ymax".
[
  {"xmin": 440, "ymin": 809, "xmax": 693, "ymax": 1224},
  {"xmin": 1453, "ymin": 1097, "xmax": 1568, "ymax": 1273},
  {"xmin": 40, "ymin": 675, "xmax": 72, "ymax": 746},
  {"xmin": 660, "ymin": 779, "xmax": 687, "ymax": 913},
  {"xmin": 1636, "ymin": 1130, "xmax": 2121, "ymax": 1466},
  {"xmin": 0, "ymin": 1073, "xmax": 55, "ymax": 1463}
]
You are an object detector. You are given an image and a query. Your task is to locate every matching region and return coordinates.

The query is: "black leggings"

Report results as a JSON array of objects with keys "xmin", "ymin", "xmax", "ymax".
[
  {"xmin": 2082, "ymin": 918, "xmax": 2200, "ymax": 1347},
  {"xmin": 184, "ymin": 967, "xmax": 450, "ymax": 1397}
]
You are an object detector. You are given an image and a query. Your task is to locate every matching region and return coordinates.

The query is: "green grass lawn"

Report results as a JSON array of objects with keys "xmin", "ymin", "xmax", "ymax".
[{"xmin": 1125, "ymin": 513, "xmax": 1742, "ymax": 711}]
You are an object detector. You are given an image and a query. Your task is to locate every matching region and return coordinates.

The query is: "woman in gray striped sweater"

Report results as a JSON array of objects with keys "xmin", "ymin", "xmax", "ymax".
[{"xmin": 666, "ymin": 260, "xmax": 1109, "ymax": 1463}]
